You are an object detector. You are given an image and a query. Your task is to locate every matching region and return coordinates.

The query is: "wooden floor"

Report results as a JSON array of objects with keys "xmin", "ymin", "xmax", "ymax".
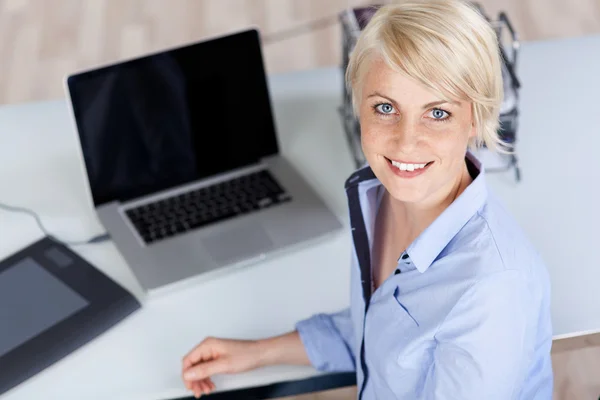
[{"xmin": 2, "ymin": 0, "xmax": 600, "ymax": 398}]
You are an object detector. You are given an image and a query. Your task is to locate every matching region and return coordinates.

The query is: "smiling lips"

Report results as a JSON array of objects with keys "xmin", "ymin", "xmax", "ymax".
[{"xmin": 385, "ymin": 156, "xmax": 433, "ymax": 177}]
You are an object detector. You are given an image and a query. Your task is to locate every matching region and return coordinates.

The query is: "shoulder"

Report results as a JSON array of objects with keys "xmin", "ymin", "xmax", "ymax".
[
  {"xmin": 449, "ymin": 193, "xmax": 545, "ymax": 267},
  {"xmin": 434, "ymin": 193, "xmax": 551, "ymax": 303},
  {"xmin": 433, "ymin": 197, "xmax": 552, "ymax": 337}
]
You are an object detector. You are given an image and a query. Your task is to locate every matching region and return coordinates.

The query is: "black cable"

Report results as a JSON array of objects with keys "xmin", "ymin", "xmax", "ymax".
[{"xmin": 0, "ymin": 202, "xmax": 110, "ymax": 246}]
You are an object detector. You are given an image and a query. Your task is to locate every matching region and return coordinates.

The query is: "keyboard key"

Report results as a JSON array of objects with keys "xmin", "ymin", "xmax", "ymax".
[
  {"xmin": 258, "ymin": 198, "xmax": 272, "ymax": 207},
  {"xmin": 126, "ymin": 170, "xmax": 292, "ymax": 245}
]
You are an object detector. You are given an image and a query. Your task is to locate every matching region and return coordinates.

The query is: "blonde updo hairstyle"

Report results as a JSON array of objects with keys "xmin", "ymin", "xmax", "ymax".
[{"xmin": 346, "ymin": 0, "xmax": 508, "ymax": 152}]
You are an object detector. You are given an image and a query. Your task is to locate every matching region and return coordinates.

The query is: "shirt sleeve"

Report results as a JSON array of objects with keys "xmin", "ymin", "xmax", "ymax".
[
  {"xmin": 422, "ymin": 270, "xmax": 539, "ymax": 400},
  {"xmin": 295, "ymin": 307, "xmax": 356, "ymax": 372}
]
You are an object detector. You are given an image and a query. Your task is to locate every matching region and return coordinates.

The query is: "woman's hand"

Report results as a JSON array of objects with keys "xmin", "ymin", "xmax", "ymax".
[
  {"xmin": 181, "ymin": 331, "xmax": 311, "ymax": 398},
  {"xmin": 181, "ymin": 337, "xmax": 264, "ymax": 397}
]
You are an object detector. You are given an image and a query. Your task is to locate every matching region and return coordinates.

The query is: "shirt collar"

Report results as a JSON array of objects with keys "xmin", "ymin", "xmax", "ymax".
[
  {"xmin": 345, "ymin": 151, "xmax": 487, "ymax": 274},
  {"xmin": 408, "ymin": 151, "xmax": 487, "ymax": 272}
]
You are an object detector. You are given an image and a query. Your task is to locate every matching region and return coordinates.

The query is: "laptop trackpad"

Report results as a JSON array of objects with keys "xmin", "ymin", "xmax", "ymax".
[{"xmin": 203, "ymin": 223, "xmax": 274, "ymax": 265}]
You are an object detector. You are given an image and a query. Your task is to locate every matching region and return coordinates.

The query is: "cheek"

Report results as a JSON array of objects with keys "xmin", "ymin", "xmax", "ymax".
[
  {"xmin": 360, "ymin": 111, "xmax": 399, "ymax": 138},
  {"xmin": 359, "ymin": 119, "xmax": 386, "ymax": 149},
  {"xmin": 433, "ymin": 126, "xmax": 472, "ymax": 161}
]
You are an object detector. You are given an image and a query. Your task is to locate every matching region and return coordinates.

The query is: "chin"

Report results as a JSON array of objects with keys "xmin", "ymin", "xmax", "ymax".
[{"xmin": 386, "ymin": 184, "xmax": 429, "ymax": 204}]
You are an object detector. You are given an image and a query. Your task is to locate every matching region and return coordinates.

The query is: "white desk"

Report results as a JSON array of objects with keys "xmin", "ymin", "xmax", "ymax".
[
  {"xmin": 0, "ymin": 67, "xmax": 357, "ymax": 400},
  {"xmin": 1, "ymin": 33, "xmax": 600, "ymax": 399}
]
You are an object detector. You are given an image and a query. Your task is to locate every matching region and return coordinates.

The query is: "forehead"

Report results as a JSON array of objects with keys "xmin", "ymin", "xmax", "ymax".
[{"xmin": 362, "ymin": 57, "xmax": 445, "ymax": 101}]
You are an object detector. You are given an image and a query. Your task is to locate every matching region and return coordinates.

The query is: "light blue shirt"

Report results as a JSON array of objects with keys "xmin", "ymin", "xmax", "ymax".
[{"xmin": 296, "ymin": 152, "xmax": 553, "ymax": 399}]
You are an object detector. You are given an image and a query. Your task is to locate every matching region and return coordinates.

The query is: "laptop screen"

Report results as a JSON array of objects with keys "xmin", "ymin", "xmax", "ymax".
[{"xmin": 67, "ymin": 29, "xmax": 279, "ymax": 207}]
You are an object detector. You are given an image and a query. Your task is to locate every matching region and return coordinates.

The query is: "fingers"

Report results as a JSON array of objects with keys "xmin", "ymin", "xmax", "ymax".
[
  {"xmin": 182, "ymin": 337, "xmax": 223, "ymax": 396},
  {"xmin": 192, "ymin": 381, "xmax": 208, "ymax": 398},
  {"xmin": 183, "ymin": 357, "xmax": 230, "ymax": 381},
  {"xmin": 191, "ymin": 382, "xmax": 201, "ymax": 398},
  {"xmin": 191, "ymin": 378, "xmax": 215, "ymax": 398},
  {"xmin": 183, "ymin": 337, "xmax": 217, "ymax": 370}
]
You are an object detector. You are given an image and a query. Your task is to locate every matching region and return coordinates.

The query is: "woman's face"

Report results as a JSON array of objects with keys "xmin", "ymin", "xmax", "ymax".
[{"xmin": 358, "ymin": 57, "xmax": 476, "ymax": 206}]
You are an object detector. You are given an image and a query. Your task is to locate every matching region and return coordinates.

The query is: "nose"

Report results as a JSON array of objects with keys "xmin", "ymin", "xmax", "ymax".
[{"xmin": 391, "ymin": 118, "xmax": 420, "ymax": 151}]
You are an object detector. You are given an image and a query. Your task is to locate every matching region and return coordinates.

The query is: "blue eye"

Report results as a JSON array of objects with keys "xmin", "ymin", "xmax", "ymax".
[
  {"xmin": 430, "ymin": 108, "xmax": 449, "ymax": 120},
  {"xmin": 375, "ymin": 103, "xmax": 395, "ymax": 114}
]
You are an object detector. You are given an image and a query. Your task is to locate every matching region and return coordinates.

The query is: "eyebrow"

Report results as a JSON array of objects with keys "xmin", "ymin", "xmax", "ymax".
[{"xmin": 367, "ymin": 91, "xmax": 460, "ymax": 109}]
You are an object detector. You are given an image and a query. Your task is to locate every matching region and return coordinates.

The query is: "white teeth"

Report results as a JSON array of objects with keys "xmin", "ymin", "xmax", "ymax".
[{"xmin": 390, "ymin": 160, "xmax": 428, "ymax": 171}]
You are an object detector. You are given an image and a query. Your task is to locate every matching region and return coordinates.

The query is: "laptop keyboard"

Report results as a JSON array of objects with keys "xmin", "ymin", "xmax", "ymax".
[{"xmin": 125, "ymin": 170, "xmax": 292, "ymax": 245}]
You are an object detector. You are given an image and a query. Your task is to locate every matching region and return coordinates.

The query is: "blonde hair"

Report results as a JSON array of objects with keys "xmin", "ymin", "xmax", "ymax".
[{"xmin": 346, "ymin": 0, "xmax": 508, "ymax": 152}]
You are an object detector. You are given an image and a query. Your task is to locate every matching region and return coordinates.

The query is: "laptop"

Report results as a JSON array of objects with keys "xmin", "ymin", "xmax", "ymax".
[{"xmin": 64, "ymin": 28, "xmax": 343, "ymax": 296}]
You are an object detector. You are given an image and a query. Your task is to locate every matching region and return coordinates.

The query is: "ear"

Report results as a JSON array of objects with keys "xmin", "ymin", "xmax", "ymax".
[
  {"xmin": 468, "ymin": 122, "xmax": 477, "ymax": 139},
  {"xmin": 468, "ymin": 103, "xmax": 478, "ymax": 139}
]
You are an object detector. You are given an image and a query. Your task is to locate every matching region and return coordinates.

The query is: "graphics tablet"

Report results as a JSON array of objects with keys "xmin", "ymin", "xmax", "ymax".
[{"xmin": 0, "ymin": 236, "xmax": 141, "ymax": 396}]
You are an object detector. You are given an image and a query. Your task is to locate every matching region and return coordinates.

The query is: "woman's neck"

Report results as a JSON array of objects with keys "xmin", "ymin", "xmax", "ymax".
[{"xmin": 387, "ymin": 162, "xmax": 473, "ymax": 245}]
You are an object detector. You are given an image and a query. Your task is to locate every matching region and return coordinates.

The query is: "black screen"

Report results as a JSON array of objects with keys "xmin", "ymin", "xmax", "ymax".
[{"xmin": 67, "ymin": 29, "xmax": 279, "ymax": 207}]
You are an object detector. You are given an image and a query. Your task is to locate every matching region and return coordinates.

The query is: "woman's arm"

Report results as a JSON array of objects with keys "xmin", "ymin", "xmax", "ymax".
[
  {"xmin": 258, "ymin": 330, "xmax": 312, "ymax": 366},
  {"xmin": 295, "ymin": 307, "xmax": 357, "ymax": 372},
  {"xmin": 182, "ymin": 309, "xmax": 356, "ymax": 398}
]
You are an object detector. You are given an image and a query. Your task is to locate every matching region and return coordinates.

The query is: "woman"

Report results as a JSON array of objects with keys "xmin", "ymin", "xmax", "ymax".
[{"xmin": 181, "ymin": 0, "xmax": 553, "ymax": 398}]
